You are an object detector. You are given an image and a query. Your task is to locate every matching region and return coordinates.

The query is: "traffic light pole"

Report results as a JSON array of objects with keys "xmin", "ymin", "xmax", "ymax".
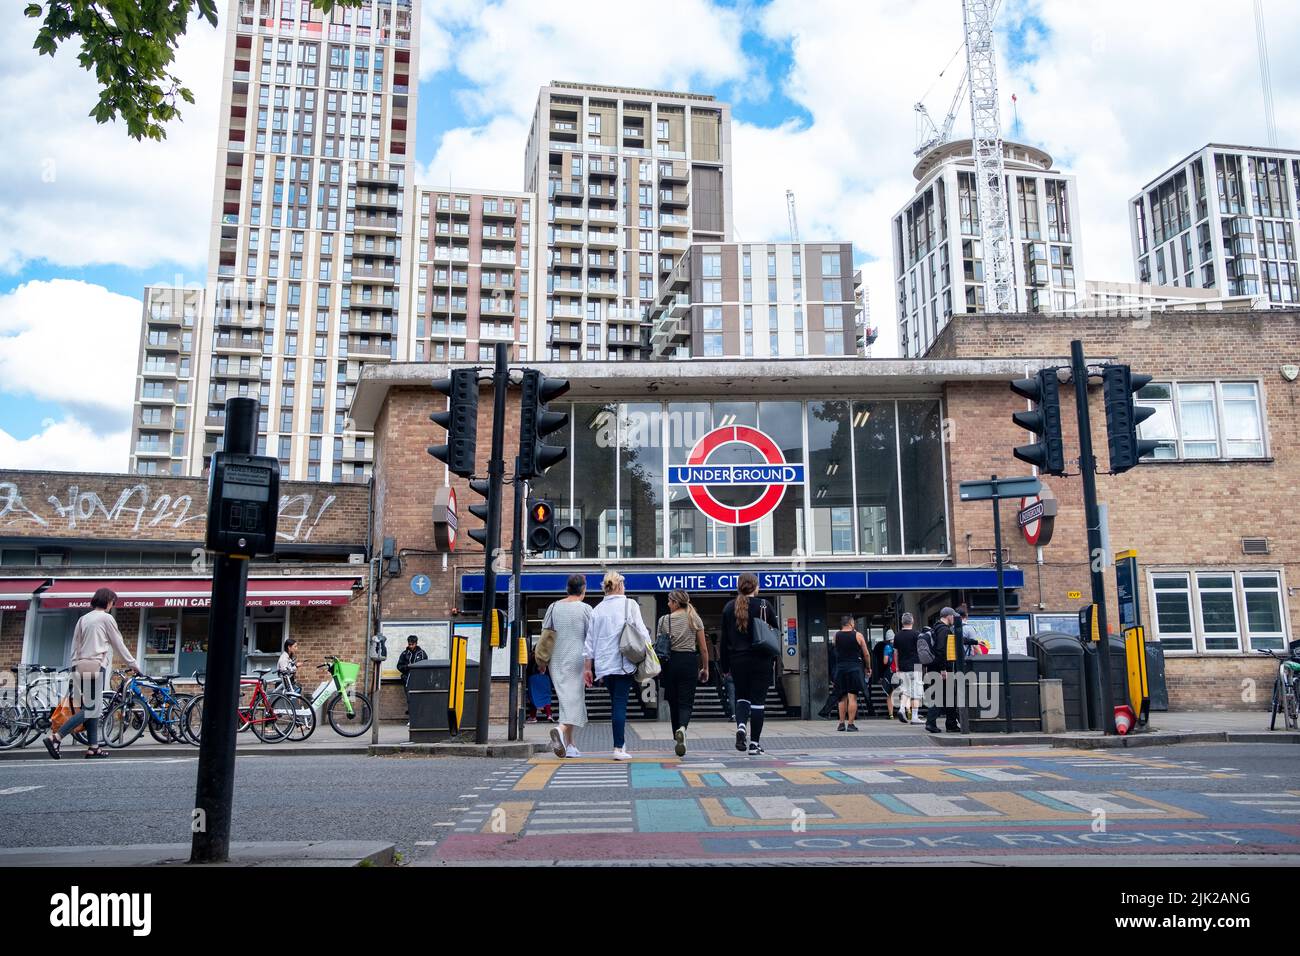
[
  {"xmin": 507, "ymin": 460, "xmax": 525, "ymax": 742},
  {"xmin": 475, "ymin": 343, "xmax": 509, "ymax": 745},
  {"xmin": 191, "ymin": 397, "xmax": 257, "ymax": 864},
  {"xmin": 1071, "ymin": 339, "xmax": 1117, "ymax": 735},
  {"xmin": 990, "ymin": 481, "xmax": 1013, "ymax": 734}
]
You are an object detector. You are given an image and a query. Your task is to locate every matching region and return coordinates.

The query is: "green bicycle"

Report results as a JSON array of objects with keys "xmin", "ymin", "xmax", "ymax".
[{"xmin": 304, "ymin": 656, "xmax": 372, "ymax": 737}]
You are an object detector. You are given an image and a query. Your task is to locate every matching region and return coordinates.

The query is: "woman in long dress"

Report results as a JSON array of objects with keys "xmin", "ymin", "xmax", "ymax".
[{"xmin": 539, "ymin": 573, "xmax": 592, "ymax": 758}]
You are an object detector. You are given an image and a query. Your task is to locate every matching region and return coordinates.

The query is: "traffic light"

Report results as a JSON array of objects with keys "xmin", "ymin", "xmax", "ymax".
[
  {"xmin": 527, "ymin": 499, "xmax": 555, "ymax": 552},
  {"xmin": 518, "ymin": 369, "xmax": 570, "ymax": 480},
  {"xmin": 525, "ymin": 499, "xmax": 582, "ymax": 553},
  {"xmin": 466, "ymin": 477, "xmax": 491, "ymax": 548},
  {"xmin": 1102, "ymin": 364, "xmax": 1159, "ymax": 474},
  {"xmin": 428, "ymin": 369, "xmax": 479, "ymax": 478},
  {"xmin": 1009, "ymin": 368, "xmax": 1066, "ymax": 476}
]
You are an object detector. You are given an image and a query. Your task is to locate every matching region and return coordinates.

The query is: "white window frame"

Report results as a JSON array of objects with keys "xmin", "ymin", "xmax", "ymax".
[
  {"xmin": 1137, "ymin": 379, "xmax": 1268, "ymax": 462},
  {"xmin": 1147, "ymin": 567, "xmax": 1290, "ymax": 654}
]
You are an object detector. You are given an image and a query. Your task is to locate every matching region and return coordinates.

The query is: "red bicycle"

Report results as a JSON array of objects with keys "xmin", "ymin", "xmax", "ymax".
[{"xmin": 181, "ymin": 670, "xmax": 296, "ymax": 744}]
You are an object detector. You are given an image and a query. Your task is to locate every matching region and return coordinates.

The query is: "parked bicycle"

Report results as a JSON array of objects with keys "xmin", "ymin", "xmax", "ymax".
[
  {"xmin": 99, "ymin": 670, "xmax": 194, "ymax": 748},
  {"xmin": 0, "ymin": 665, "xmax": 68, "ymax": 750},
  {"xmin": 1259, "ymin": 644, "xmax": 1300, "ymax": 731},
  {"xmin": 181, "ymin": 670, "xmax": 297, "ymax": 744},
  {"xmin": 305, "ymin": 656, "xmax": 372, "ymax": 737},
  {"xmin": 265, "ymin": 672, "xmax": 317, "ymax": 741}
]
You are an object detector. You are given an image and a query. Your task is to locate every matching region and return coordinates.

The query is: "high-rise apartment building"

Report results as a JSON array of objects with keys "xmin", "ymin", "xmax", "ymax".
[
  {"xmin": 647, "ymin": 242, "xmax": 856, "ymax": 359},
  {"xmin": 410, "ymin": 188, "xmax": 535, "ymax": 364},
  {"xmin": 523, "ymin": 82, "xmax": 732, "ymax": 362},
  {"xmin": 129, "ymin": 285, "xmax": 204, "ymax": 476},
  {"xmin": 1129, "ymin": 143, "xmax": 1300, "ymax": 306},
  {"xmin": 131, "ymin": 0, "xmax": 419, "ymax": 482},
  {"xmin": 891, "ymin": 139, "xmax": 1085, "ymax": 359}
]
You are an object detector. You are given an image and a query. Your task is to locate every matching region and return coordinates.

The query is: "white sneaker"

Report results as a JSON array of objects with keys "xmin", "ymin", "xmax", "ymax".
[
  {"xmin": 674, "ymin": 727, "xmax": 687, "ymax": 757},
  {"xmin": 565, "ymin": 745, "xmax": 582, "ymax": 758},
  {"xmin": 735, "ymin": 723, "xmax": 748, "ymax": 752},
  {"xmin": 549, "ymin": 728, "xmax": 566, "ymax": 758},
  {"xmin": 612, "ymin": 747, "xmax": 632, "ymax": 760}
]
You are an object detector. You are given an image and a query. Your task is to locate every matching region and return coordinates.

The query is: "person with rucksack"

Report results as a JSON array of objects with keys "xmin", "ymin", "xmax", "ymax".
[
  {"xmin": 892, "ymin": 613, "xmax": 924, "ymax": 724},
  {"xmin": 720, "ymin": 572, "xmax": 779, "ymax": 756},
  {"xmin": 925, "ymin": 607, "xmax": 963, "ymax": 734}
]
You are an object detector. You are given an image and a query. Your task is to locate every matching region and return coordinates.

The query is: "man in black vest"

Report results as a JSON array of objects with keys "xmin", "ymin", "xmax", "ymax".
[{"xmin": 396, "ymin": 634, "xmax": 428, "ymax": 725}]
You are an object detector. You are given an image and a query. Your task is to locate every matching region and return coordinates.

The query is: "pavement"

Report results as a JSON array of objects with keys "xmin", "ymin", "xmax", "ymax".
[
  {"xmin": 2, "ymin": 710, "xmax": 1290, "ymax": 761},
  {"xmin": 0, "ymin": 841, "xmax": 394, "ymax": 867}
]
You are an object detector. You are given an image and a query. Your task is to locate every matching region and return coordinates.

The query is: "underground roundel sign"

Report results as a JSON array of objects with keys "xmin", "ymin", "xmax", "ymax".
[{"xmin": 668, "ymin": 425, "xmax": 804, "ymax": 526}]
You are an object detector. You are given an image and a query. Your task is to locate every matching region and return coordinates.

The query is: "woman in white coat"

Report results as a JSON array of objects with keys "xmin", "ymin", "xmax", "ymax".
[{"xmin": 583, "ymin": 570, "xmax": 650, "ymax": 761}]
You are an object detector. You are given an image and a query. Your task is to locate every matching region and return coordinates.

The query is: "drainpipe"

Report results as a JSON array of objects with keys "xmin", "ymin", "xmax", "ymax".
[{"xmin": 366, "ymin": 474, "xmax": 381, "ymax": 747}]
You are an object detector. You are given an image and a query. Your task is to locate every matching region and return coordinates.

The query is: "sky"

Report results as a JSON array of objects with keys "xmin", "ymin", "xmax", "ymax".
[{"xmin": 2, "ymin": 0, "xmax": 1298, "ymax": 475}]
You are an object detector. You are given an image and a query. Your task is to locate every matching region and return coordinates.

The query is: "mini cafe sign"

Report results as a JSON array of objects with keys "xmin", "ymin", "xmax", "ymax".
[{"xmin": 1018, "ymin": 485, "xmax": 1058, "ymax": 546}]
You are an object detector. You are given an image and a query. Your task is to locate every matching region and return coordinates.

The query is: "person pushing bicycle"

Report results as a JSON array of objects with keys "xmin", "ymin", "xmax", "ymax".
[{"xmin": 276, "ymin": 638, "xmax": 301, "ymax": 694}]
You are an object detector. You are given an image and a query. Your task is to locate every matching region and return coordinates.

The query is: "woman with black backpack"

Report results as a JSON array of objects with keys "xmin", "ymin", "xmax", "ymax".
[{"xmin": 720, "ymin": 572, "xmax": 779, "ymax": 756}]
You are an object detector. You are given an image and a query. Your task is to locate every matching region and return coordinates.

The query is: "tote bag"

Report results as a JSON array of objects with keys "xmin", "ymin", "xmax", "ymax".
[{"xmin": 749, "ymin": 599, "xmax": 781, "ymax": 658}]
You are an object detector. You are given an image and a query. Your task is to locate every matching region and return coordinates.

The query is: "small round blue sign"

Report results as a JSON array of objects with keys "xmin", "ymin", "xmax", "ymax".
[
  {"xmin": 410, "ymin": 574, "xmax": 431, "ymax": 596},
  {"xmin": 785, "ymin": 646, "xmax": 797, "ymax": 657}
]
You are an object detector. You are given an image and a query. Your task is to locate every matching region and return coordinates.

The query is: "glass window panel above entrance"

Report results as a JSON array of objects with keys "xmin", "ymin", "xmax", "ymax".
[{"xmin": 530, "ymin": 396, "xmax": 949, "ymax": 561}]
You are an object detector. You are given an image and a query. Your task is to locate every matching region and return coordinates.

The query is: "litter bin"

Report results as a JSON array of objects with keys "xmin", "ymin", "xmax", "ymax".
[
  {"xmin": 1081, "ymin": 635, "xmax": 1129, "ymax": 731},
  {"xmin": 1145, "ymin": 642, "xmax": 1168, "ymax": 712},
  {"xmin": 965, "ymin": 655, "xmax": 1041, "ymax": 732},
  {"xmin": 406, "ymin": 659, "xmax": 479, "ymax": 741},
  {"xmin": 1029, "ymin": 632, "xmax": 1087, "ymax": 730}
]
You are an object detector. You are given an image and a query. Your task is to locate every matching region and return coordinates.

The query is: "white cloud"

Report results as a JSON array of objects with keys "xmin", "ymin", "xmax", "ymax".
[
  {"xmin": 0, "ymin": 4, "xmax": 222, "ymax": 271},
  {"xmin": 417, "ymin": 116, "xmax": 532, "ymax": 191},
  {"xmin": 0, "ymin": 418, "xmax": 130, "ymax": 473},
  {"xmin": 418, "ymin": 0, "xmax": 481, "ymax": 81},
  {"xmin": 0, "ymin": 279, "xmax": 141, "ymax": 430}
]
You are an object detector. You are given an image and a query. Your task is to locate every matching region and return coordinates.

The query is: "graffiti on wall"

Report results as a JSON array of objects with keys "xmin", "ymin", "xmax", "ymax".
[{"xmin": 0, "ymin": 482, "xmax": 337, "ymax": 543}]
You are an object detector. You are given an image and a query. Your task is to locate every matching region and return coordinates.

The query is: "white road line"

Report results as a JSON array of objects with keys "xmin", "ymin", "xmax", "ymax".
[
  {"xmin": 415, "ymin": 841, "xmax": 440, "ymax": 845},
  {"xmin": 532, "ymin": 808, "xmax": 634, "ymax": 816},
  {"xmin": 0, "ymin": 785, "xmax": 43, "ymax": 795},
  {"xmin": 537, "ymin": 801, "xmax": 631, "ymax": 806},
  {"xmin": 523, "ymin": 827, "xmax": 634, "ymax": 835},
  {"xmin": 432, "ymin": 823, "xmax": 457, "ymax": 827}
]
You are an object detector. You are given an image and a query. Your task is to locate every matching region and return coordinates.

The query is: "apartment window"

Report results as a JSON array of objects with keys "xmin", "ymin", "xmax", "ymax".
[
  {"xmin": 702, "ymin": 280, "xmax": 722, "ymax": 303},
  {"xmin": 742, "ymin": 251, "xmax": 751, "ymax": 278},
  {"xmin": 1138, "ymin": 381, "xmax": 1266, "ymax": 460},
  {"xmin": 743, "ymin": 279, "xmax": 752, "ymax": 302},
  {"xmin": 702, "ymin": 307, "xmax": 722, "ymax": 331},
  {"xmin": 701, "ymin": 254, "xmax": 721, "ymax": 278},
  {"xmin": 768, "ymin": 278, "xmax": 778, "ymax": 300},
  {"xmin": 1151, "ymin": 569, "xmax": 1287, "ymax": 654},
  {"xmin": 820, "ymin": 252, "xmax": 841, "ymax": 276},
  {"xmin": 821, "ymin": 278, "xmax": 841, "ymax": 302}
]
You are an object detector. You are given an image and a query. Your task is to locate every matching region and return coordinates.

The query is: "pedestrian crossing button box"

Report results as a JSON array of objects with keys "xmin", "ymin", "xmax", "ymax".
[{"xmin": 206, "ymin": 452, "xmax": 281, "ymax": 557}]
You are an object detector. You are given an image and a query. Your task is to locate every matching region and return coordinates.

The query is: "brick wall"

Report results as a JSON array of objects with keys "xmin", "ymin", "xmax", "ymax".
[
  {"xmin": 0, "ymin": 469, "xmax": 368, "ymax": 547},
  {"xmin": 939, "ymin": 311, "xmax": 1300, "ymax": 710},
  {"xmin": 1, "ymin": 611, "xmax": 26, "ymax": 674}
]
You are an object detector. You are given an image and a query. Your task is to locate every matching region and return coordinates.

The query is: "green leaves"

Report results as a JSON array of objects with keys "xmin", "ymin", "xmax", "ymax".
[{"xmin": 21, "ymin": 0, "xmax": 362, "ymax": 142}]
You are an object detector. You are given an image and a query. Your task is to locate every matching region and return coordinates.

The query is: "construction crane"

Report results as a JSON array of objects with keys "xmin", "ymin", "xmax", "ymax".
[
  {"xmin": 962, "ymin": 0, "xmax": 1015, "ymax": 313},
  {"xmin": 912, "ymin": 0, "xmax": 999, "ymax": 157},
  {"xmin": 786, "ymin": 189, "xmax": 799, "ymax": 244}
]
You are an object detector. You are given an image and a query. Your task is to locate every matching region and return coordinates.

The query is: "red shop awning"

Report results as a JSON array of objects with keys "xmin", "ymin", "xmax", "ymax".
[
  {"xmin": 39, "ymin": 577, "xmax": 360, "ymax": 611},
  {"xmin": 0, "ymin": 579, "xmax": 47, "ymax": 611}
]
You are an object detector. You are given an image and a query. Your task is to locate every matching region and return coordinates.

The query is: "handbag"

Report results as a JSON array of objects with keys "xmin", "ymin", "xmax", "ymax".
[
  {"xmin": 749, "ymin": 599, "xmax": 781, "ymax": 658},
  {"xmin": 636, "ymin": 641, "xmax": 662, "ymax": 682},
  {"xmin": 535, "ymin": 602, "xmax": 558, "ymax": 665},
  {"xmin": 654, "ymin": 615, "xmax": 672, "ymax": 661},
  {"xmin": 50, "ymin": 695, "xmax": 74, "ymax": 735},
  {"xmin": 618, "ymin": 599, "xmax": 648, "ymax": 664}
]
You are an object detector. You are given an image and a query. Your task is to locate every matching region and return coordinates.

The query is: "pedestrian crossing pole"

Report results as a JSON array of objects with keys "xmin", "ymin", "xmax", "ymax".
[{"xmin": 506, "ymin": 460, "xmax": 526, "ymax": 741}]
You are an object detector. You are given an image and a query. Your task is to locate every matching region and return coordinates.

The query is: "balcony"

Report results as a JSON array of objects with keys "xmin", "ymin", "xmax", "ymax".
[
  {"xmin": 546, "ymin": 326, "xmax": 583, "ymax": 346},
  {"xmin": 587, "ymin": 258, "xmax": 616, "ymax": 273},
  {"xmin": 607, "ymin": 306, "xmax": 642, "ymax": 324},
  {"xmin": 552, "ymin": 205, "xmax": 585, "ymax": 225},
  {"xmin": 134, "ymin": 444, "xmax": 171, "ymax": 459},
  {"xmin": 550, "ymin": 304, "xmax": 583, "ymax": 319},
  {"xmin": 147, "ymin": 309, "xmax": 183, "ymax": 326},
  {"xmin": 479, "ymin": 299, "xmax": 515, "ymax": 317},
  {"xmin": 659, "ymin": 161, "xmax": 689, "ymax": 183},
  {"xmin": 210, "ymin": 365, "xmax": 262, "ymax": 381},
  {"xmin": 658, "ymin": 213, "xmax": 689, "ymax": 231},
  {"xmin": 353, "ymin": 163, "xmax": 402, "ymax": 186},
  {"xmin": 432, "ymin": 300, "xmax": 469, "ymax": 315},
  {"xmin": 141, "ymin": 362, "xmax": 178, "ymax": 378},
  {"xmin": 204, "ymin": 413, "xmax": 227, "ymax": 430},
  {"xmin": 340, "ymin": 442, "xmax": 371, "ymax": 462},
  {"xmin": 352, "ymin": 295, "xmax": 397, "ymax": 311},
  {"xmin": 588, "ymin": 160, "xmax": 617, "ymax": 178},
  {"xmin": 352, "ymin": 265, "xmax": 397, "ymax": 283},
  {"xmin": 347, "ymin": 340, "xmax": 392, "ymax": 358},
  {"xmin": 430, "ymin": 324, "xmax": 468, "ymax": 339},
  {"xmin": 355, "ymin": 192, "xmax": 399, "ymax": 210},
  {"xmin": 480, "ymin": 229, "xmax": 517, "ymax": 244},
  {"xmin": 139, "ymin": 386, "xmax": 176, "ymax": 404},
  {"xmin": 587, "ymin": 208, "xmax": 619, "ymax": 224},
  {"xmin": 441, "ymin": 272, "xmax": 469, "ymax": 288},
  {"xmin": 213, "ymin": 334, "xmax": 262, "ymax": 354},
  {"xmin": 656, "ymin": 148, "xmax": 688, "ymax": 161},
  {"xmin": 586, "ymin": 230, "xmax": 619, "ymax": 247},
  {"xmin": 550, "ymin": 279, "xmax": 583, "ymax": 294},
  {"xmin": 347, "ymin": 316, "xmax": 395, "ymax": 334},
  {"xmin": 659, "ymin": 189, "xmax": 689, "ymax": 208},
  {"xmin": 482, "ymin": 249, "xmax": 517, "ymax": 266},
  {"xmin": 659, "ymin": 237, "xmax": 688, "ymax": 252},
  {"xmin": 145, "ymin": 333, "xmax": 183, "ymax": 353},
  {"xmin": 549, "ymin": 180, "xmax": 583, "ymax": 199},
  {"xmin": 586, "ymin": 280, "xmax": 619, "ymax": 297},
  {"xmin": 547, "ymin": 140, "xmax": 581, "ymax": 152},
  {"xmin": 354, "ymin": 214, "xmax": 398, "ymax": 233},
  {"xmin": 480, "ymin": 273, "xmax": 516, "ymax": 291},
  {"xmin": 355, "ymin": 241, "xmax": 399, "ymax": 260},
  {"xmin": 480, "ymin": 203, "xmax": 518, "ymax": 220},
  {"xmin": 479, "ymin": 324, "xmax": 516, "ymax": 341},
  {"xmin": 552, "ymin": 228, "xmax": 585, "ymax": 246}
]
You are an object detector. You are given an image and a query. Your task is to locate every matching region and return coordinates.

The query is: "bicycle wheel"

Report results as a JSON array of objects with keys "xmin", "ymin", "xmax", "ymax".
[
  {"xmin": 0, "ymin": 703, "xmax": 30, "ymax": 750},
  {"xmin": 249, "ymin": 697, "xmax": 287, "ymax": 742},
  {"xmin": 101, "ymin": 698, "xmax": 147, "ymax": 748},
  {"xmin": 275, "ymin": 693, "xmax": 316, "ymax": 742},
  {"xmin": 1270, "ymin": 674, "xmax": 1283, "ymax": 731},
  {"xmin": 182, "ymin": 694, "xmax": 205, "ymax": 745},
  {"xmin": 327, "ymin": 690, "xmax": 372, "ymax": 737},
  {"xmin": 263, "ymin": 694, "xmax": 305, "ymax": 742},
  {"xmin": 1285, "ymin": 678, "xmax": 1300, "ymax": 731},
  {"xmin": 72, "ymin": 693, "xmax": 117, "ymax": 746},
  {"xmin": 147, "ymin": 698, "xmax": 185, "ymax": 744}
]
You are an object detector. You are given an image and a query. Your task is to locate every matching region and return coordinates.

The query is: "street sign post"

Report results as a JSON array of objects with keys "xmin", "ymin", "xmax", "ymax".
[{"xmin": 957, "ymin": 475, "xmax": 1038, "ymax": 733}]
